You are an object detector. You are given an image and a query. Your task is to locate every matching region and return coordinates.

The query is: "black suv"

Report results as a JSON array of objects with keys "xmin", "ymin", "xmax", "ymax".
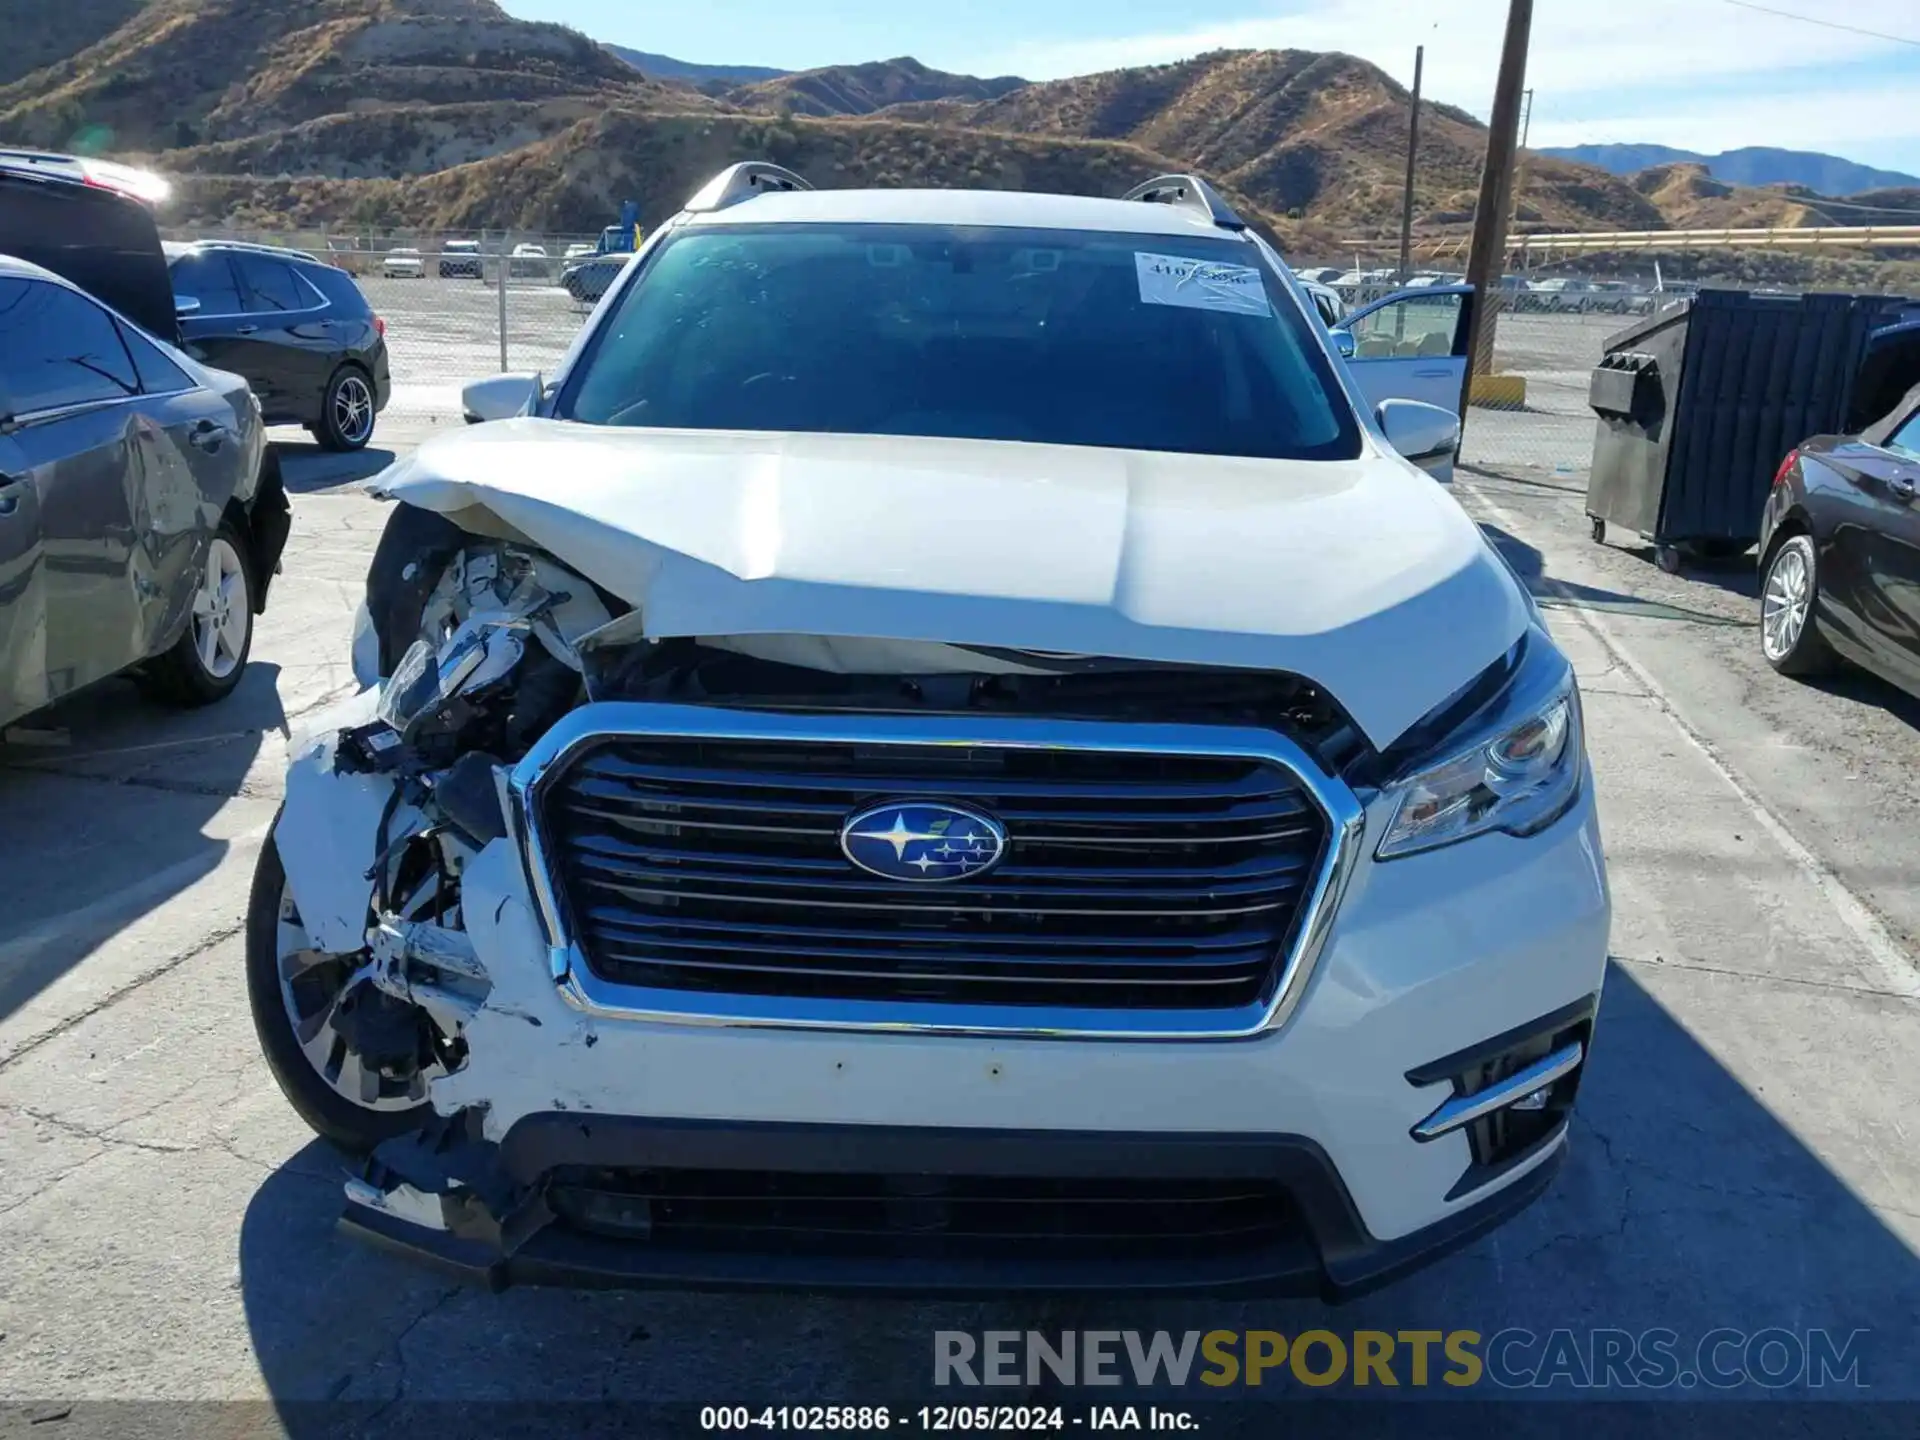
[{"xmin": 166, "ymin": 241, "xmax": 392, "ymax": 451}]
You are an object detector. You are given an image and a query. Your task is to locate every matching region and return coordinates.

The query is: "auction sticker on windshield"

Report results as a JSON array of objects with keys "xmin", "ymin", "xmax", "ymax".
[{"xmin": 1135, "ymin": 252, "xmax": 1272, "ymax": 317}]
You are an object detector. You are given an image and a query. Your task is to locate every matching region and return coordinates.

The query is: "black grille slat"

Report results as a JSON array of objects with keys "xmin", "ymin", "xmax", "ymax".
[
  {"xmin": 546, "ymin": 1168, "xmax": 1306, "ymax": 1262},
  {"xmin": 569, "ymin": 860, "xmax": 1309, "ymax": 907},
  {"xmin": 576, "ymin": 751, "xmax": 1305, "ymax": 804},
  {"xmin": 540, "ymin": 734, "xmax": 1328, "ymax": 1010},
  {"xmin": 582, "ymin": 909, "xmax": 1281, "ymax": 954}
]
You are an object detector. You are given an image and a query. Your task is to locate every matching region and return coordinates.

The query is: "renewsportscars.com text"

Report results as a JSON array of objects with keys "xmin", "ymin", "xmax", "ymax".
[{"xmin": 934, "ymin": 1329, "xmax": 1869, "ymax": 1390}]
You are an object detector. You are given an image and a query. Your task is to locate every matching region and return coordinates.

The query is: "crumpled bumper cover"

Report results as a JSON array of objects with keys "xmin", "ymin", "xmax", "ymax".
[{"xmin": 340, "ymin": 1111, "xmax": 1565, "ymax": 1301}]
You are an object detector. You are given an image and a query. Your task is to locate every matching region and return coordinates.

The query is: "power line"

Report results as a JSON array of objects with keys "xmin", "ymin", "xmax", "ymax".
[{"xmin": 1719, "ymin": 0, "xmax": 1920, "ymax": 47}]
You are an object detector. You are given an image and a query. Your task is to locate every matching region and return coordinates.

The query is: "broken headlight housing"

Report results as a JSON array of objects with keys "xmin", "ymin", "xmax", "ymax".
[{"xmin": 1376, "ymin": 628, "xmax": 1583, "ymax": 860}]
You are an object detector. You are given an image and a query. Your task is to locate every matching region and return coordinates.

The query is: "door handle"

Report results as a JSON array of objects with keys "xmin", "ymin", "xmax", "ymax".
[
  {"xmin": 233, "ymin": 324, "xmax": 259, "ymax": 335},
  {"xmin": 1412, "ymin": 367, "xmax": 1454, "ymax": 379},
  {"xmin": 1891, "ymin": 473, "xmax": 1917, "ymax": 501},
  {"xmin": 189, "ymin": 421, "xmax": 229, "ymax": 452}
]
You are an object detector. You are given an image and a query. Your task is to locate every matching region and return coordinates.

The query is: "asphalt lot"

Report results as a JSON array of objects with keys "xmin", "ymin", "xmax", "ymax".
[{"xmin": 0, "ymin": 288, "xmax": 1916, "ymax": 1431}]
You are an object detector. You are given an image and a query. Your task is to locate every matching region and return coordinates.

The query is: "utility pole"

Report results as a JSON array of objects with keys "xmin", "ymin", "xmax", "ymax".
[
  {"xmin": 1459, "ymin": 0, "xmax": 1534, "ymax": 420},
  {"xmin": 1507, "ymin": 87, "xmax": 1536, "ymax": 235},
  {"xmin": 1397, "ymin": 45, "xmax": 1424, "ymax": 284}
]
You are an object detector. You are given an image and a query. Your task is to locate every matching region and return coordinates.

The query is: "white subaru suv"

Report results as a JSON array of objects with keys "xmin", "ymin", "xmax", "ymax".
[{"xmin": 254, "ymin": 165, "xmax": 1608, "ymax": 1297}]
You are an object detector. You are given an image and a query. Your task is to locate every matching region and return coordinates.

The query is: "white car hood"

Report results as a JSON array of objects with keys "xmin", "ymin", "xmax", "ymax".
[{"xmin": 371, "ymin": 420, "xmax": 1532, "ymax": 749}]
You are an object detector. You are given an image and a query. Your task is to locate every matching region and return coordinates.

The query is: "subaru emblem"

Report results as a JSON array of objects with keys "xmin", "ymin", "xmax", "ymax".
[{"xmin": 839, "ymin": 801, "xmax": 1008, "ymax": 883}]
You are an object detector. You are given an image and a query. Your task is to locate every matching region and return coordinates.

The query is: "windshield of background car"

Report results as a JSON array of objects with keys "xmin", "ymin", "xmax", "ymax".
[{"xmin": 558, "ymin": 223, "xmax": 1362, "ymax": 461}]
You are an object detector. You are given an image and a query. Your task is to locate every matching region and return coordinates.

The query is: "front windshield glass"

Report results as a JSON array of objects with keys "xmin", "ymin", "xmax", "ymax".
[{"xmin": 559, "ymin": 222, "xmax": 1360, "ymax": 462}]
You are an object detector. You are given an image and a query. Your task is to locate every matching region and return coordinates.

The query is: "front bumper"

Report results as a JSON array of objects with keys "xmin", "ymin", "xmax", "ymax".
[
  {"xmin": 277, "ymin": 686, "xmax": 1611, "ymax": 1294},
  {"xmin": 345, "ymin": 1115, "xmax": 1567, "ymax": 1300}
]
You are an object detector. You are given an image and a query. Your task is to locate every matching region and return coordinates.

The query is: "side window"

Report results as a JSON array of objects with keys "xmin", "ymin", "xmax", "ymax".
[
  {"xmin": 1886, "ymin": 409, "xmax": 1920, "ymax": 461},
  {"xmin": 1347, "ymin": 292, "xmax": 1464, "ymax": 360},
  {"xmin": 115, "ymin": 321, "xmax": 194, "ymax": 395},
  {"xmin": 1312, "ymin": 292, "xmax": 1340, "ymax": 327},
  {"xmin": 234, "ymin": 254, "xmax": 308, "ymax": 313},
  {"xmin": 0, "ymin": 276, "xmax": 140, "ymax": 414},
  {"xmin": 170, "ymin": 252, "xmax": 244, "ymax": 316}
]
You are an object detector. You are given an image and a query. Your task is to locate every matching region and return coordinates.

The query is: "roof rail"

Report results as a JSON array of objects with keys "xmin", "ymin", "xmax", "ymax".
[
  {"xmin": 186, "ymin": 238, "xmax": 320, "ymax": 262},
  {"xmin": 1121, "ymin": 174, "xmax": 1246, "ymax": 232},
  {"xmin": 683, "ymin": 162, "xmax": 813, "ymax": 213}
]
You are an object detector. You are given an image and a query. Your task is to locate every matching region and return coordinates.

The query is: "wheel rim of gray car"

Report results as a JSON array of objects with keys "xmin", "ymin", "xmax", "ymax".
[
  {"xmin": 333, "ymin": 374, "xmax": 374, "ymax": 444},
  {"xmin": 191, "ymin": 537, "xmax": 249, "ymax": 680},
  {"xmin": 275, "ymin": 884, "xmax": 437, "ymax": 1112},
  {"xmin": 1761, "ymin": 543, "xmax": 1811, "ymax": 660}
]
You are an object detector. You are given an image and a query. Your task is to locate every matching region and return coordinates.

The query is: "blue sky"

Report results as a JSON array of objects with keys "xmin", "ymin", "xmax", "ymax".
[{"xmin": 503, "ymin": 1, "xmax": 1920, "ymax": 175}]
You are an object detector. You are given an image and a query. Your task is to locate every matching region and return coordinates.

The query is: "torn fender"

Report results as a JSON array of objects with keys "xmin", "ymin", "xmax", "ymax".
[
  {"xmin": 279, "ymin": 687, "xmax": 420, "ymax": 954},
  {"xmin": 369, "ymin": 419, "xmax": 1532, "ymax": 749}
]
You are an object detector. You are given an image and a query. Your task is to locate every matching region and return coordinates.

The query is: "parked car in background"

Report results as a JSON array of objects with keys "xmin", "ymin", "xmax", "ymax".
[
  {"xmin": 1293, "ymin": 266, "xmax": 1346, "ymax": 285},
  {"xmin": 1757, "ymin": 382, "xmax": 1920, "ymax": 696},
  {"xmin": 563, "ymin": 242, "xmax": 594, "ymax": 260},
  {"xmin": 509, "ymin": 242, "xmax": 550, "ymax": 279},
  {"xmin": 381, "ymin": 247, "xmax": 424, "ymax": 279},
  {"xmin": 1296, "ymin": 275, "xmax": 1345, "ymax": 327},
  {"xmin": 438, "ymin": 239, "xmax": 483, "ymax": 279},
  {"xmin": 0, "ymin": 161, "xmax": 290, "ymax": 726},
  {"xmin": 560, "ymin": 252, "xmax": 629, "ymax": 304},
  {"xmin": 165, "ymin": 240, "xmax": 391, "ymax": 452}
]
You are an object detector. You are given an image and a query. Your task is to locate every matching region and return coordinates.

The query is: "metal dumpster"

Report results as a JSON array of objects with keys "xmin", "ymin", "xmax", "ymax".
[{"xmin": 1583, "ymin": 289, "xmax": 1908, "ymax": 572}]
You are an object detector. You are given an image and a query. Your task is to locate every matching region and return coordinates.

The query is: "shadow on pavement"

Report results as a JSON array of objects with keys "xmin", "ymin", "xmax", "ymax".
[
  {"xmin": 237, "ymin": 965, "xmax": 1917, "ymax": 1427},
  {"xmin": 1481, "ymin": 524, "xmax": 1745, "ymax": 629},
  {"xmin": 0, "ymin": 661, "xmax": 281, "ymax": 1021},
  {"xmin": 272, "ymin": 441, "xmax": 399, "ymax": 494}
]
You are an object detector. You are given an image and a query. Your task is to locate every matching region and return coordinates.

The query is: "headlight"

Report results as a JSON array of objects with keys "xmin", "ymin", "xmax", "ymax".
[
  {"xmin": 1376, "ymin": 633, "xmax": 1584, "ymax": 860},
  {"xmin": 374, "ymin": 638, "xmax": 444, "ymax": 737}
]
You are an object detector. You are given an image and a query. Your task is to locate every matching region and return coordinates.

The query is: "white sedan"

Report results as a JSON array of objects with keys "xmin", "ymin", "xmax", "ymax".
[{"xmin": 381, "ymin": 247, "xmax": 424, "ymax": 278}]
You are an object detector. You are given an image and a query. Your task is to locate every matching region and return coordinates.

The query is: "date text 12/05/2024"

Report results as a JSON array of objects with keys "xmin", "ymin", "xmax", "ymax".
[{"xmin": 701, "ymin": 1407, "xmax": 1192, "ymax": 1431}]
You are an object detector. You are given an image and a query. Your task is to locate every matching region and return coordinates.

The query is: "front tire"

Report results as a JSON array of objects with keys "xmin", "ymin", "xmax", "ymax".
[
  {"xmin": 1759, "ymin": 533, "xmax": 1835, "ymax": 677},
  {"xmin": 314, "ymin": 365, "xmax": 376, "ymax": 452},
  {"xmin": 143, "ymin": 521, "xmax": 254, "ymax": 706},
  {"xmin": 246, "ymin": 833, "xmax": 434, "ymax": 1154}
]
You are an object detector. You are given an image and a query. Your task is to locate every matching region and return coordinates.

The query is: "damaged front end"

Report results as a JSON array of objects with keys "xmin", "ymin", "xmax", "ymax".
[{"xmin": 263, "ymin": 504, "xmax": 1397, "ymax": 1286}]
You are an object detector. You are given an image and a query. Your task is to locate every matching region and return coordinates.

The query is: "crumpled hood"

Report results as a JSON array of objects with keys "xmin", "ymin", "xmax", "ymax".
[{"xmin": 371, "ymin": 420, "xmax": 1532, "ymax": 749}]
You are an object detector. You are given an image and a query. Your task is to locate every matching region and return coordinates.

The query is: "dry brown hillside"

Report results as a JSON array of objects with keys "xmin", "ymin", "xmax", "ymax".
[
  {"xmin": 871, "ymin": 49, "xmax": 1668, "ymax": 236},
  {"xmin": 1630, "ymin": 162, "xmax": 1834, "ymax": 229},
  {"xmin": 4, "ymin": 0, "xmax": 146, "ymax": 88},
  {"xmin": 731, "ymin": 57, "xmax": 1025, "ymax": 118},
  {"xmin": 0, "ymin": 0, "xmax": 652, "ymax": 152},
  {"xmin": 166, "ymin": 107, "xmax": 1290, "ymax": 236}
]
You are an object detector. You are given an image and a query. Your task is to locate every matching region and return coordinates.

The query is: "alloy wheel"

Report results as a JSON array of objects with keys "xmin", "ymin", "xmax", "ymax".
[
  {"xmin": 1761, "ymin": 543, "xmax": 1811, "ymax": 661},
  {"xmin": 274, "ymin": 885, "xmax": 439, "ymax": 1112},
  {"xmin": 190, "ymin": 536, "xmax": 249, "ymax": 680},
  {"xmin": 333, "ymin": 373, "xmax": 375, "ymax": 445}
]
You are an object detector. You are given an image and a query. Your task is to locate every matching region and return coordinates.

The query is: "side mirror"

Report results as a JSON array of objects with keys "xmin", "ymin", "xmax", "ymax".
[
  {"xmin": 1331, "ymin": 329, "xmax": 1356, "ymax": 360},
  {"xmin": 1376, "ymin": 398, "xmax": 1461, "ymax": 482},
  {"xmin": 461, "ymin": 370, "xmax": 542, "ymax": 424},
  {"xmin": 174, "ymin": 295, "xmax": 201, "ymax": 317}
]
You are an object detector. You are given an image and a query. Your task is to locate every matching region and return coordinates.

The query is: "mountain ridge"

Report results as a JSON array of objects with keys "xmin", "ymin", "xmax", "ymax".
[
  {"xmin": 1541, "ymin": 143, "xmax": 1919, "ymax": 198},
  {"xmin": 603, "ymin": 45, "xmax": 787, "ymax": 85}
]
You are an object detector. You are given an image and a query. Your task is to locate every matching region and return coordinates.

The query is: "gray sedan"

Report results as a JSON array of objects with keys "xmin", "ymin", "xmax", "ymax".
[{"xmin": 0, "ymin": 257, "xmax": 290, "ymax": 726}]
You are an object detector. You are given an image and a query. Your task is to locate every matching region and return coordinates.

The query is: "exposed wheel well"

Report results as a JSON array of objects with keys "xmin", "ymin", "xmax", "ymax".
[
  {"xmin": 223, "ymin": 447, "xmax": 291, "ymax": 614},
  {"xmin": 1760, "ymin": 513, "xmax": 1810, "ymax": 574}
]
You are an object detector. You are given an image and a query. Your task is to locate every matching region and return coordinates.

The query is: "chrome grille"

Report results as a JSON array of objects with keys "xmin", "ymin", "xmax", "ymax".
[{"xmin": 535, "ymin": 731, "xmax": 1332, "ymax": 1012}]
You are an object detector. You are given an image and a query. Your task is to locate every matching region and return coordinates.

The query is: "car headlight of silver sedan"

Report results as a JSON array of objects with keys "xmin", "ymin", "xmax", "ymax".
[{"xmin": 1376, "ymin": 628, "xmax": 1584, "ymax": 860}]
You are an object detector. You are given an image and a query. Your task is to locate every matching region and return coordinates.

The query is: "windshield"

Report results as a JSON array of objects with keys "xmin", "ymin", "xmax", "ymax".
[{"xmin": 557, "ymin": 223, "xmax": 1360, "ymax": 462}]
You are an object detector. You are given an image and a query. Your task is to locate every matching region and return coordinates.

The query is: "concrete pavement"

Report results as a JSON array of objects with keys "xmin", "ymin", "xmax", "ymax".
[{"xmin": 0, "ymin": 439, "xmax": 1915, "ymax": 1424}]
